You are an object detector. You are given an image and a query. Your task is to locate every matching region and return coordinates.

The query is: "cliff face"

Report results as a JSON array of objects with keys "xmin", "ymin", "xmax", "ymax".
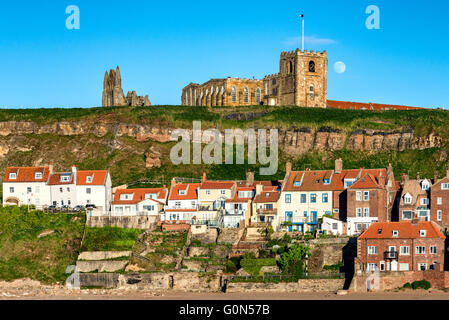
[{"xmin": 0, "ymin": 120, "xmax": 442, "ymax": 157}]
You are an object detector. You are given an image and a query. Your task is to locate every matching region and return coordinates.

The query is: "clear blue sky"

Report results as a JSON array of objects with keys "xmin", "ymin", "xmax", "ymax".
[{"xmin": 0, "ymin": 0, "xmax": 448, "ymax": 108}]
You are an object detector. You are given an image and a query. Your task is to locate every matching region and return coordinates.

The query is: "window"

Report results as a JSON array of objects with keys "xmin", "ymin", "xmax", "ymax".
[
  {"xmin": 191, "ymin": 201, "xmax": 196, "ymax": 208},
  {"xmin": 86, "ymin": 188, "xmax": 91, "ymax": 194},
  {"xmin": 399, "ymin": 263, "xmax": 410, "ymax": 271},
  {"xmin": 442, "ymin": 183, "xmax": 449, "ymax": 190},
  {"xmin": 143, "ymin": 205, "xmax": 155, "ymax": 211},
  {"xmin": 422, "ymin": 182, "xmax": 429, "ymax": 190},
  {"xmin": 415, "ymin": 246, "xmax": 426, "ymax": 254},
  {"xmin": 35, "ymin": 172, "xmax": 43, "ymax": 179},
  {"xmin": 322, "ymin": 193, "xmax": 329, "ymax": 203},
  {"xmin": 368, "ymin": 246, "xmax": 378, "ymax": 255},
  {"xmin": 303, "ymin": 211, "xmax": 308, "ymax": 217},
  {"xmin": 60, "ymin": 175, "xmax": 71, "ymax": 182},
  {"xmin": 294, "ymin": 181, "xmax": 301, "ymax": 187},
  {"xmin": 419, "ymin": 230, "xmax": 427, "ymax": 237},
  {"xmin": 9, "ymin": 187, "xmax": 14, "ymax": 193},
  {"xmin": 363, "ymin": 191, "xmax": 370, "ymax": 201},
  {"xmin": 344, "ymin": 179, "xmax": 355, "ymax": 188},
  {"xmin": 418, "ymin": 263, "xmax": 427, "ymax": 271},
  {"xmin": 86, "ymin": 176, "xmax": 93, "ymax": 183},
  {"xmin": 421, "ymin": 198, "xmax": 429, "ymax": 205},
  {"xmin": 437, "ymin": 210, "xmax": 442, "ymax": 221},
  {"xmin": 332, "ymin": 223, "xmax": 338, "ymax": 230},
  {"xmin": 231, "ymin": 86, "xmax": 237, "ymax": 103},
  {"xmin": 402, "ymin": 210, "xmax": 413, "ymax": 220},
  {"xmin": 221, "ymin": 190, "xmax": 226, "ymax": 195},
  {"xmin": 308, "ymin": 61, "xmax": 316, "ymax": 72},
  {"xmin": 323, "ymin": 179, "xmax": 330, "ymax": 185},
  {"xmin": 404, "ymin": 195, "xmax": 412, "ymax": 204},
  {"xmin": 256, "ymin": 88, "xmax": 261, "ymax": 104},
  {"xmin": 285, "ymin": 194, "xmax": 291, "ymax": 204},
  {"xmin": 309, "ymin": 85, "xmax": 314, "ymax": 92},
  {"xmin": 120, "ymin": 194, "xmax": 132, "ymax": 200},
  {"xmin": 310, "ymin": 193, "xmax": 317, "ymax": 203},
  {"xmin": 438, "ymin": 197, "xmax": 442, "ymax": 205},
  {"xmin": 356, "ymin": 208, "xmax": 362, "ymax": 217},
  {"xmin": 392, "ymin": 230, "xmax": 399, "ymax": 237},
  {"xmin": 430, "ymin": 246, "xmax": 437, "ymax": 254},
  {"xmin": 400, "ymin": 246, "xmax": 410, "ymax": 255},
  {"xmin": 179, "ymin": 190, "xmax": 186, "ymax": 196},
  {"xmin": 243, "ymin": 87, "xmax": 249, "ymax": 103},
  {"xmin": 363, "ymin": 208, "xmax": 370, "ymax": 217},
  {"xmin": 300, "ymin": 194, "xmax": 306, "ymax": 203},
  {"xmin": 9, "ymin": 172, "xmax": 17, "ymax": 180},
  {"xmin": 27, "ymin": 187, "xmax": 32, "ymax": 193},
  {"xmin": 367, "ymin": 263, "xmax": 377, "ymax": 272},
  {"xmin": 356, "ymin": 191, "xmax": 362, "ymax": 201},
  {"xmin": 206, "ymin": 190, "xmax": 211, "ymax": 195},
  {"xmin": 59, "ymin": 187, "xmax": 63, "ymax": 193},
  {"xmin": 175, "ymin": 201, "xmax": 181, "ymax": 208},
  {"xmin": 67, "ymin": 187, "xmax": 70, "ymax": 192}
]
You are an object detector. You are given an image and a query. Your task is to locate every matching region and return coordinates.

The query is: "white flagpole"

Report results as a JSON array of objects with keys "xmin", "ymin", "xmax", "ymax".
[{"xmin": 300, "ymin": 14, "xmax": 305, "ymax": 51}]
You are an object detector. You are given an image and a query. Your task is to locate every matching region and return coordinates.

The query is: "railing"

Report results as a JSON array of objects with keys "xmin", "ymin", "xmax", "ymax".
[
  {"xmin": 256, "ymin": 208, "xmax": 277, "ymax": 215},
  {"xmin": 384, "ymin": 251, "xmax": 398, "ymax": 260},
  {"xmin": 228, "ymin": 272, "xmax": 345, "ymax": 283},
  {"xmin": 191, "ymin": 219, "xmax": 220, "ymax": 227}
]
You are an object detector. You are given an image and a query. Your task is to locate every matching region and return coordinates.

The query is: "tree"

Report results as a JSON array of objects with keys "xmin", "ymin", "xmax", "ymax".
[{"xmin": 279, "ymin": 243, "xmax": 310, "ymax": 277}]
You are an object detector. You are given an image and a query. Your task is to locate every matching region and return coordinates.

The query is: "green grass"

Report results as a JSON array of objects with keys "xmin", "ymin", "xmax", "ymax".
[
  {"xmin": 0, "ymin": 206, "xmax": 85, "ymax": 284},
  {"xmin": 240, "ymin": 258, "xmax": 277, "ymax": 276},
  {"xmin": 80, "ymin": 227, "xmax": 142, "ymax": 252}
]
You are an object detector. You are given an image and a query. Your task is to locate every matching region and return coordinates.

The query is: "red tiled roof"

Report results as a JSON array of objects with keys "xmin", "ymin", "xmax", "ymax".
[
  {"xmin": 327, "ymin": 100, "xmax": 424, "ymax": 111},
  {"xmin": 254, "ymin": 191, "xmax": 279, "ymax": 203},
  {"xmin": 349, "ymin": 173, "xmax": 381, "ymax": 190},
  {"xmin": 113, "ymin": 188, "xmax": 168, "ymax": 205},
  {"xmin": 48, "ymin": 173, "xmax": 74, "ymax": 185},
  {"xmin": 200, "ymin": 181, "xmax": 235, "ymax": 190},
  {"xmin": 76, "ymin": 170, "xmax": 108, "ymax": 186},
  {"xmin": 169, "ymin": 183, "xmax": 200, "ymax": 201},
  {"xmin": 165, "ymin": 208, "xmax": 198, "ymax": 212},
  {"xmin": 226, "ymin": 187, "xmax": 255, "ymax": 203},
  {"xmin": 3, "ymin": 166, "xmax": 50, "ymax": 183},
  {"xmin": 359, "ymin": 221, "xmax": 445, "ymax": 239}
]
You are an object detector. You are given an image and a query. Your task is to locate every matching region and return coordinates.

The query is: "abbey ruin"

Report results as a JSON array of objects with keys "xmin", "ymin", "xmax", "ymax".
[{"xmin": 102, "ymin": 66, "xmax": 151, "ymax": 107}]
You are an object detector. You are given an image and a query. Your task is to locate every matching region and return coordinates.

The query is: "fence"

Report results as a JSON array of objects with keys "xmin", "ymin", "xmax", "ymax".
[{"xmin": 228, "ymin": 272, "xmax": 345, "ymax": 283}]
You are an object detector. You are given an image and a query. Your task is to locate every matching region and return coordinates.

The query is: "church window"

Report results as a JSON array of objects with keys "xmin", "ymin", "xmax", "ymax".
[
  {"xmin": 244, "ymin": 87, "xmax": 249, "ymax": 103},
  {"xmin": 309, "ymin": 61, "xmax": 316, "ymax": 72},
  {"xmin": 232, "ymin": 86, "xmax": 237, "ymax": 103},
  {"xmin": 256, "ymin": 88, "xmax": 261, "ymax": 104}
]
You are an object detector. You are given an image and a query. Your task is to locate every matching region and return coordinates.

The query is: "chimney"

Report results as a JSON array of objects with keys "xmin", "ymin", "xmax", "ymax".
[
  {"xmin": 411, "ymin": 218, "xmax": 419, "ymax": 226},
  {"xmin": 255, "ymin": 184, "xmax": 264, "ymax": 196},
  {"xmin": 335, "ymin": 158, "xmax": 343, "ymax": 174},
  {"xmin": 49, "ymin": 161, "xmax": 54, "ymax": 174},
  {"xmin": 401, "ymin": 173, "xmax": 409, "ymax": 184},
  {"xmin": 286, "ymin": 161, "xmax": 292, "ymax": 176},
  {"xmin": 434, "ymin": 174, "xmax": 439, "ymax": 184},
  {"xmin": 202, "ymin": 172, "xmax": 207, "ymax": 183},
  {"xmin": 71, "ymin": 165, "xmax": 77, "ymax": 174},
  {"xmin": 171, "ymin": 177, "xmax": 176, "ymax": 187},
  {"xmin": 379, "ymin": 173, "xmax": 385, "ymax": 186},
  {"xmin": 246, "ymin": 170, "xmax": 255, "ymax": 187}
]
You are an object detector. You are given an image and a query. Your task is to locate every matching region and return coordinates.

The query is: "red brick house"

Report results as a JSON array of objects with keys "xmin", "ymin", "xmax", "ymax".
[
  {"xmin": 357, "ymin": 221, "xmax": 446, "ymax": 272},
  {"xmin": 430, "ymin": 170, "xmax": 449, "ymax": 228},
  {"xmin": 398, "ymin": 176, "xmax": 432, "ymax": 222}
]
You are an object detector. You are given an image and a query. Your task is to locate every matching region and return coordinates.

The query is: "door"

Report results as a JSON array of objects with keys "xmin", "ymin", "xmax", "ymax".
[
  {"xmin": 311, "ymin": 211, "xmax": 317, "ymax": 224},
  {"xmin": 391, "ymin": 260, "xmax": 398, "ymax": 271}
]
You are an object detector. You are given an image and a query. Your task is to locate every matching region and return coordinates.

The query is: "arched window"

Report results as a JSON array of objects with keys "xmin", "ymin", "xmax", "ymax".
[
  {"xmin": 309, "ymin": 61, "xmax": 316, "ymax": 72},
  {"xmin": 200, "ymin": 92, "xmax": 203, "ymax": 106},
  {"xmin": 289, "ymin": 61, "xmax": 293, "ymax": 74},
  {"xmin": 232, "ymin": 86, "xmax": 237, "ymax": 103},
  {"xmin": 243, "ymin": 87, "xmax": 249, "ymax": 103},
  {"xmin": 190, "ymin": 88, "xmax": 193, "ymax": 105},
  {"xmin": 256, "ymin": 88, "xmax": 261, "ymax": 104},
  {"xmin": 221, "ymin": 87, "xmax": 225, "ymax": 105},
  {"xmin": 205, "ymin": 89, "xmax": 209, "ymax": 106},
  {"xmin": 216, "ymin": 90, "xmax": 220, "ymax": 105},
  {"xmin": 272, "ymin": 78, "xmax": 276, "ymax": 85},
  {"xmin": 310, "ymin": 84, "xmax": 314, "ymax": 92},
  {"xmin": 265, "ymin": 82, "xmax": 268, "ymax": 95}
]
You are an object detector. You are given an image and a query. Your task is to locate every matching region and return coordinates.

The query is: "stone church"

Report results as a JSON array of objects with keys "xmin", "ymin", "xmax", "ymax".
[
  {"xmin": 102, "ymin": 66, "xmax": 151, "ymax": 107},
  {"xmin": 181, "ymin": 49, "xmax": 328, "ymax": 108}
]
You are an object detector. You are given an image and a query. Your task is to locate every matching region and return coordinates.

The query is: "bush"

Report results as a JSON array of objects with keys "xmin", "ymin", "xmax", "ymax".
[
  {"xmin": 279, "ymin": 243, "xmax": 310, "ymax": 277},
  {"xmin": 411, "ymin": 280, "xmax": 431, "ymax": 290},
  {"xmin": 225, "ymin": 260, "xmax": 237, "ymax": 273},
  {"xmin": 403, "ymin": 282, "xmax": 412, "ymax": 289}
]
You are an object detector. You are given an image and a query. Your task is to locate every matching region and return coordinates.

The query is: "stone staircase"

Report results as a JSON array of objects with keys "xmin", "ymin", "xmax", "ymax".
[{"xmin": 231, "ymin": 227, "xmax": 268, "ymax": 256}]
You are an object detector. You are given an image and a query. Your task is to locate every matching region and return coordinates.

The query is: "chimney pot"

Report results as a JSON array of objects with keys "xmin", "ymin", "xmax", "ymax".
[{"xmin": 335, "ymin": 158, "xmax": 343, "ymax": 174}]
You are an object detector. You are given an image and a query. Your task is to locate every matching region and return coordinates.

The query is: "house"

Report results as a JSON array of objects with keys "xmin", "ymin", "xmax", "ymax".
[
  {"xmin": 163, "ymin": 180, "xmax": 200, "ymax": 222},
  {"xmin": 321, "ymin": 216, "xmax": 345, "ymax": 236},
  {"xmin": 75, "ymin": 169, "xmax": 112, "ymax": 212},
  {"xmin": 430, "ymin": 168, "xmax": 449, "ymax": 227},
  {"xmin": 252, "ymin": 184, "xmax": 280, "ymax": 229},
  {"xmin": 280, "ymin": 166, "xmax": 334, "ymax": 233},
  {"xmin": 112, "ymin": 187, "xmax": 168, "ymax": 216},
  {"xmin": 48, "ymin": 166, "xmax": 77, "ymax": 207},
  {"xmin": 223, "ymin": 186, "xmax": 254, "ymax": 228},
  {"xmin": 196, "ymin": 173, "xmax": 236, "ymax": 226},
  {"xmin": 2, "ymin": 164, "xmax": 52, "ymax": 207},
  {"xmin": 357, "ymin": 221, "xmax": 446, "ymax": 272},
  {"xmin": 398, "ymin": 175, "xmax": 432, "ymax": 222}
]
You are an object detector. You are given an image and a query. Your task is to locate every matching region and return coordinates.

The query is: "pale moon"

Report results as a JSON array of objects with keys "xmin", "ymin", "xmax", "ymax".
[{"xmin": 334, "ymin": 61, "xmax": 346, "ymax": 74}]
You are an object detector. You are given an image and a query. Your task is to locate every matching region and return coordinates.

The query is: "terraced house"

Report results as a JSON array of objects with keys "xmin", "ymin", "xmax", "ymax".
[
  {"xmin": 430, "ymin": 169, "xmax": 449, "ymax": 228},
  {"xmin": 163, "ymin": 180, "xmax": 201, "ymax": 222},
  {"xmin": 398, "ymin": 175, "xmax": 432, "ymax": 222},
  {"xmin": 112, "ymin": 187, "xmax": 168, "ymax": 216}
]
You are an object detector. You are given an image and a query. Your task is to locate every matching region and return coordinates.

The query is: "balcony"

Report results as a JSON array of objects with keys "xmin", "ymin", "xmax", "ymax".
[
  {"xmin": 256, "ymin": 208, "xmax": 277, "ymax": 215},
  {"xmin": 384, "ymin": 251, "xmax": 398, "ymax": 260}
]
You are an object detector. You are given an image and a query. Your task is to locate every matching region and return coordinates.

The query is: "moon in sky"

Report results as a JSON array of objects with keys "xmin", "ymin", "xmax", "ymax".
[{"xmin": 334, "ymin": 61, "xmax": 346, "ymax": 74}]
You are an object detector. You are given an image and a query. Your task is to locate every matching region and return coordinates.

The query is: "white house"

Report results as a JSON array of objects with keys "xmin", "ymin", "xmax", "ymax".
[
  {"xmin": 321, "ymin": 216, "xmax": 345, "ymax": 236},
  {"xmin": 224, "ymin": 187, "xmax": 254, "ymax": 228},
  {"xmin": 2, "ymin": 164, "xmax": 52, "ymax": 208},
  {"xmin": 163, "ymin": 181, "xmax": 201, "ymax": 221},
  {"xmin": 48, "ymin": 166, "xmax": 77, "ymax": 207},
  {"xmin": 75, "ymin": 169, "xmax": 112, "ymax": 212},
  {"xmin": 112, "ymin": 187, "xmax": 168, "ymax": 216}
]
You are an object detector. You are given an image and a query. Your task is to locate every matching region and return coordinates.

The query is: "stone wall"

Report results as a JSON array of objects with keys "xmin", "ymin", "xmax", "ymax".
[
  {"xmin": 86, "ymin": 215, "xmax": 158, "ymax": 229},
  {"xmin": 79, "ymin": 273, "xmax": 120, "ymax": 289},
  {"xmin": 76, "ymin": 260, "xmax": 128, "ymax": 273},
  {"xmin": 78, "ymin": 251, "xmax": 131, "ymax": 261},
  {"xmin": 350, "ymin": 270, "xmax": 449, "ymax": 292},
  {"xmin": 226, "ymin": 279, "xmax": 344, "ymax": 293}
]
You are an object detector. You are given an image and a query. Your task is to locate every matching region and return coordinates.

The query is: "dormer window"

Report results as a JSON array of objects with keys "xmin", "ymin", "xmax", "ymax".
[
  {"xmin": 60, "ymin": 174, "xmax": 71, "ymax": 182},
  {"xmin": 86, "ymin": 176, "xmax": 93, "ymax": 183},
  {"xmin": 178, "ymin": 190, "xmax": 186, "ymax": 196},
  {"xmin": 392, "ymin": 230, "xmax": 399, "ymax": 237},
  {"xmin": 323, "ymin": 179, "xmax": 330, "ymax": 185},
  {"xmin": 35, "ymin": 172, "xmax": 43, "ymax": 179},
  {"xmin": 420, "ymin": 230, "xmax": 427, "ymax": 237},
  {"xmin": 9, "ymin": 172, "xmax": 17, "ymax": 180},
  {"xmin": 344, "ymin": 179, "xmax": 356, "ymax": 188},
  {"xmin": 145, "ymin": 194, "xmax": 154, "ymax": 199},
  {"xmin": 421, "ymin": 181, "xmax": 430, "ymax": 191},
  {"xmin": 266, "ymin": 193, "xmax": 270, "ymax": 197},
  {"xmin": 293, "ymin": 181, "xmax": 301, "ymax": 187},
  {"xmin": 377, "ymin": 229, "xmax": 382, "ymax": 235},
  {"xmin": 404, "ymin": 194, "xmax": 412, "ymax": 204},
  {"xmin": 120, "ymin": 193, "xmax": 133, "ymax": 200}
]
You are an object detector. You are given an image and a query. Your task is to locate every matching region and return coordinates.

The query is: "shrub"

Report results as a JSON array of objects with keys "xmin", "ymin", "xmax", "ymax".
[
  {"xmin": 225, "ymin": 260, "xmax": 237, "ymax": 273},
  {"xmin": 279, "ymin": 243, "xmax": 310, "ymax": 277},
  {"xmin": 403, "ymin": 282, "xmax": 412, "ymax": 289},
  {"xmin": 411, "ymin": 280, "xmax": 431, "ymax": 290}
]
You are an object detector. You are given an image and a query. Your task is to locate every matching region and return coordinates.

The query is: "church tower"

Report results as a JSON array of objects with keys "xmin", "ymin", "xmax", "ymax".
[{"xmin": 278, "ymin": 49, "xmax": 327, "ymax": 108}]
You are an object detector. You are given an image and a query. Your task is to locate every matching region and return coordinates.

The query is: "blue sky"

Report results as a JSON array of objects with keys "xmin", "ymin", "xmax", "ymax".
[{"xmin": 0, "ymin": 0, "xmax": 448, "ymax": 108}]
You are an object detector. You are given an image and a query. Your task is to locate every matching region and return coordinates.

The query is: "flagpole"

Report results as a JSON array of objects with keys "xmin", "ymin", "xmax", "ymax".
[{"xmin": 300, "ymin": 14, "xmax": 305, "ymax": 51}]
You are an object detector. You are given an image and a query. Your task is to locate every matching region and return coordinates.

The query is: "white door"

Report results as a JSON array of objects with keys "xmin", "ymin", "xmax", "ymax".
[{"xmin": 391, "ymin": 260, "xmax": 398, "ymax": 271}]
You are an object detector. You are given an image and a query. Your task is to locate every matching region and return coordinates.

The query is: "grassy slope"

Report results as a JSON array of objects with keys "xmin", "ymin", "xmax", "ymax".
[
  {"xmin": 1, "ymin": 105, "xmax": 449, "ymax": 185},
  {"xmin": 0, "ymin": 206, "xmax": 85, "ymax": 284}
]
